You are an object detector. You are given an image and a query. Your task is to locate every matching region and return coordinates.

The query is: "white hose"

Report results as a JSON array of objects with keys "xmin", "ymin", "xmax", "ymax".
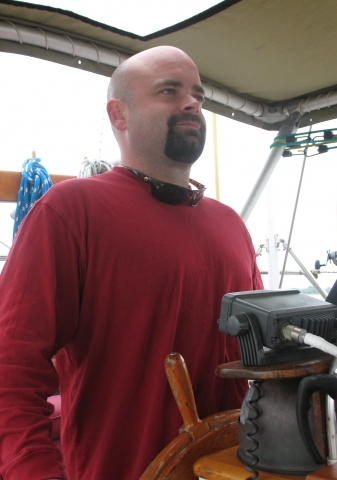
[{"xmin": 303, "ymin": 333, "xmax": 337, "ymax": 357}]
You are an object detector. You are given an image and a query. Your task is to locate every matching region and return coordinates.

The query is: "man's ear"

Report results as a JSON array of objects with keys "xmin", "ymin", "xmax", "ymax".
[{"xmin": 107, "ymin": 98, "xmax": 128, "ymax": 131}]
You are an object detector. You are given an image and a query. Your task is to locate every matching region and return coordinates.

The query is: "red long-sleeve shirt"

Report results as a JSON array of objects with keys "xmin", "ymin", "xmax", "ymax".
[{"xmin": 0, "ymin": 167, "xmax": 263, "ymax": 479}]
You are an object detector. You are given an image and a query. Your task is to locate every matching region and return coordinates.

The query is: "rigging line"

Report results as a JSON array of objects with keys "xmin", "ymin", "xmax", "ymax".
[
  {"xmin": 98, "ymin": 77, "xmax": 110, "ymax": 160},
  {"xmin": 279, "ymin": 125, "xmax": 312, "ymax": 288}
]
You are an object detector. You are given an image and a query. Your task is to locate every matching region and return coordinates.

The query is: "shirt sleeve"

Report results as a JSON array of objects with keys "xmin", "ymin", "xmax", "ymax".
[{"xmin": 0, "ymin": 199, "xmax": 83, "ymax": 479}]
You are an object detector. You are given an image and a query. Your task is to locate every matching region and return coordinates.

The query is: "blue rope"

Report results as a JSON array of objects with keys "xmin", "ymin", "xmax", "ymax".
[{"xmin": 13, "ymin": 158, "xmax": 53, "ymax": 239}]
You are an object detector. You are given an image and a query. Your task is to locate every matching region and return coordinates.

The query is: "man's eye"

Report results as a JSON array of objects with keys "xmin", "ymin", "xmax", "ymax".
[
  {"xmin": 195, "ymin": 95, "xmax": 205, "ymax": 104},
  {"xmin": 162, "ymin": 89, "xmax": 176, "ymax": 94}
]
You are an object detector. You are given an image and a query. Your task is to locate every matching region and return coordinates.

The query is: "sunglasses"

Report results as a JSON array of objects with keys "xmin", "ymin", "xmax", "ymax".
[{"xmin": 125, "ymin": 167, "xmax": 206, "ymax": 206}]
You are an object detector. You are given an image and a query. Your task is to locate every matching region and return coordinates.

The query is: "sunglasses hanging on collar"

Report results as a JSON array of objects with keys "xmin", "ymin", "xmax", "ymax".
[{"xmin": 124, "ymin": 167, "xmax": 206, "ymax": 206}]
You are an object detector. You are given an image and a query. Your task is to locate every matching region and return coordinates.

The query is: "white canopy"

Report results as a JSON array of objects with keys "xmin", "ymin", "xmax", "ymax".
[{"xmin": 1, "ymin": 0, "xmax": 337, "ymax": 130}]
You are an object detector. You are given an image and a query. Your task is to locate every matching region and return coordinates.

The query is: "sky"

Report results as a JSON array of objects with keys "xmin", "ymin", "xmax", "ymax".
[
  {"xmin": 14, "ymin": 0, "xmax": 222, "ymax": 36},
  {"xmin": 1, "ymin": 1, "xmax": 337, "ymax": 294}
]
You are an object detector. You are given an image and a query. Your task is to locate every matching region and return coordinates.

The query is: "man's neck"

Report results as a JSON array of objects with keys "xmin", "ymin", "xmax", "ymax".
[{"xmin": 120, "ymin": 157, "xmax": 192, "ymax": 188}]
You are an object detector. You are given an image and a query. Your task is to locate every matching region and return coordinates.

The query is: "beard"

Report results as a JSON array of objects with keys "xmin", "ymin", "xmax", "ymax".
[{"xmin": 164, "ymin": 113, "xmax": 206, "ymax": 164}]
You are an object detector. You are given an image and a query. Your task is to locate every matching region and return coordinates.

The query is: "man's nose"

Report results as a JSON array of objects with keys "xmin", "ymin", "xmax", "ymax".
[{"xmin": 180, "ymin": 95, "xmax": 201, "ymax": 114}]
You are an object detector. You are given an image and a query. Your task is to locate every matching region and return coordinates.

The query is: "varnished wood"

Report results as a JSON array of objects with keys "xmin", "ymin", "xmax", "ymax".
[
  {"xmin": 194, "ymin": 447, "xmax": 337, "ymax": 480},
  {"xmin": 140, "ymin": 353, "xmax": 240, "ymax": 479},
  {"xmin": 0, "ymin": 170, "xmax": 76, "ymax": 202},
  {"xmin": 312, "ymin": 391, "xmax": 328, "ymax": 460},
  {"xmin": 194, "ymin": 446, "xmax": 308, "ymax": 479},
  {"xmin": 306, "ymin": 463, "xmax": 337, "ymax": 479},
  {"xmin": 142, "ymin": 354, "xmax": 334, "ymax": 479},
  {"xmin": 165, "ymin": 352, "xmax": 209, "ymax": 439},
  {"xmin": 216, "ymin": 354, "xmax": 332, "ymax": 380}
]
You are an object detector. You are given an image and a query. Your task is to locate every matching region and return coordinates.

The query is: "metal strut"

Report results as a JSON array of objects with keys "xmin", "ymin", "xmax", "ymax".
[{"xmin": 240, "ymin": 112, "xmax": 301, "ymax": 223}]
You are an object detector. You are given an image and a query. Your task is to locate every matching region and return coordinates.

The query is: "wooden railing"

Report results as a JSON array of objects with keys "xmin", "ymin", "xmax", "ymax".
[{"xmin": 0, "ymin": 170, "xmax": 76, "ymax": 202}]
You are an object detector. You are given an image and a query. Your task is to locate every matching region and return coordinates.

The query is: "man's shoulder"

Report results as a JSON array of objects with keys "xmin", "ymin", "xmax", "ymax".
[
  {"xmin": 50, "ymin": 170, "xmax": 116, "ymax": 194},
  {"xmin": 200, "ymin": 196, "xmax": 243, "ymax": 221},
  {"xmin": 40, "ymin": 170, "xmax": 119, "ymax": 207},
  {"xmin": 199, "ymin": 197, "xmax": 251, "ymax": 241}
]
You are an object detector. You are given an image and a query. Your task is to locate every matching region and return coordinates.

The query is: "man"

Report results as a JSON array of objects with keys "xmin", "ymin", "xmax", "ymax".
[{"xmin": 0, "ymin": 46, "xmax": 263, "ymax": 480}]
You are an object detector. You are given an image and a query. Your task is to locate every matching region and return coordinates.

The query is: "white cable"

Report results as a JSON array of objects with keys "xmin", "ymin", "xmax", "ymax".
[
  {"xmin": 282, "ymin": 324, "xmax": 337, "ymax": 357},
  {"xmin": 302, "ymin": 333, "xmax": 337, "ymax": 357}
]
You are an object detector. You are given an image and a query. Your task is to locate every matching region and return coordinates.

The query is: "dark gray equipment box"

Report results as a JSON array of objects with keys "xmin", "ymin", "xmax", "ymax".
[{"xmin": 218, "ymin": 289, "xmax": 337, "ymax": 366}]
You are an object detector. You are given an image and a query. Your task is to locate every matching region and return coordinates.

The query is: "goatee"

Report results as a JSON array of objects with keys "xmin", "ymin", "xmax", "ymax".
[{"xmin": 164, "ymin": 113, "xmax": 206, "ymax": 164}]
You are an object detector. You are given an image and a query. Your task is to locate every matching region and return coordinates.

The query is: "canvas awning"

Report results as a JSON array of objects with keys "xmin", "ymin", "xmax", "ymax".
[{"xmin": 1, "ymin": 0, "xmax": 337, "ymax": 130}]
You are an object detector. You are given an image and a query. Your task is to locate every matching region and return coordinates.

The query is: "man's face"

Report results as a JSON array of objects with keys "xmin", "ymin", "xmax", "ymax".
[
  {"xmin": 126, "ymin": 54, "xmax": 206, "ymax": 166},
  {"xmin": 164, "ymin": 111, "xmax": 206, "ymax": 164}
]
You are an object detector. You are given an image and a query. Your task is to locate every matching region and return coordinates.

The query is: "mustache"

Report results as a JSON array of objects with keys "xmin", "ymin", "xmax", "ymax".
[{"xmin": 167, "ymin": 113, "xmax": 204, "ymax": 129}]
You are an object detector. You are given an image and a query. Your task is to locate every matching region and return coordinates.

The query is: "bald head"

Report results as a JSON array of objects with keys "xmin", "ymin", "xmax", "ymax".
[
  {"xmin": 107, "ymin": 61, "xmax": 132, "ymax": 105},
  {"xmin": 107, "ymin": 46, "xmax": 199, "ymax": 105},
  {"xmin": 106, "ymin": 46, "xmax": 206, "ymax": 182}
]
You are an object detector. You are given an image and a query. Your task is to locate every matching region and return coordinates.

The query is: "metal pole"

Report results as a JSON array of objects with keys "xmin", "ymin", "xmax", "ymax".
[
  {"xmin": 281, "ymin": 241, "xmax": 327, "ymax": 299},
  {"xmin": 266, "ymin": 181, "xmax": 280, "ymax": 288},
  {"xmin": 212, "ymin": 113, "xmax": 220, "ymax": 201},
  {"xmin": 279, "ymin": 125, "xmax": 312, "ymax": 288},
  {"xmin": 240, "ymin": 112, "xmax": 301, "ymax": 223},
  {"xmin": 0, "ymin": 240, "xmax": 10, "ymax": 249}
]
